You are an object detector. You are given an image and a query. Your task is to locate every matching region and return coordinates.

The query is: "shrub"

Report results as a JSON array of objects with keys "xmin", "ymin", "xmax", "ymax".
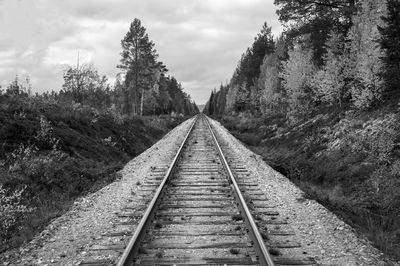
[{"xmin": 0, "ymin": 186, "xmax": 33, "ymax": 245}]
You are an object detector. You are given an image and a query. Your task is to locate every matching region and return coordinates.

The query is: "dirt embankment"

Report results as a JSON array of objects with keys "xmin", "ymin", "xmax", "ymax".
[
  {"xmin": 210, "ymin": 117, "xmax": 398, "ymax": 266},
  {"xmin": 0, "ymin": 95, "xmax": 191, "ymax": 254},
  {"xmin": 213, "ymin": 112, "xmax": 400, "ymax": 263}
]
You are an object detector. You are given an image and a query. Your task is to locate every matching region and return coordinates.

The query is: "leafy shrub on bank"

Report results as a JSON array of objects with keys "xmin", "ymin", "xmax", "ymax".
[{"xmin": 0, "ymin": 186, "xmax": 33, "ymax": 245}]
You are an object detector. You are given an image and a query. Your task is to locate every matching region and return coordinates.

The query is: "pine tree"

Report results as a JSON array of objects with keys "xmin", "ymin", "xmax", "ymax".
[
  {"xmin": 216, "ymin": 84, "xmax": 228, "ymax": 115},
  {"xmin": 379, "ymin": 0, "xmax": 400, "ymax": 100},
  {"xmin": 274, "ymin": 0, "xmax": 357, "ymax": 65},
  {"xmin": 118, "ymin": 18, "xmax": 165, "ymax": 116},
  {"xmin": 233, "ymin": 23, "xmax": 275, "ymax": 87}
]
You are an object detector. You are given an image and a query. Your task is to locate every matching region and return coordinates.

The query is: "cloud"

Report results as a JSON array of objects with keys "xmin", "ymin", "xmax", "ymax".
[{"xmin": 0, "ymin": 0, "xmax": 282, "ymax": 104}]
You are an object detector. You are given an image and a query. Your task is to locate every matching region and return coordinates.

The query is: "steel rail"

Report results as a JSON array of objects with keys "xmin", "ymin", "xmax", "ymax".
[
  {"xmin": 117, "ymin": 115, "xmax": 199, "ymax": 266},
  {"xmin": 204, "ymin": 114, "xmax": 275, "ymax": 266}
]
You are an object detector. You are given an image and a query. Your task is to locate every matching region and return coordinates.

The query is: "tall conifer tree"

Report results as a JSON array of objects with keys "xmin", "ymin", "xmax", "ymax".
[{"xmin": 118, "ymin": 18, "xmax": 164, "ymax": 116}]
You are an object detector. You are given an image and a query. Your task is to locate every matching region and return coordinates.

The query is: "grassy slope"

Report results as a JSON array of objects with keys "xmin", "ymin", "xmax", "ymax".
[
  {"xmin": 0, "ymin": 95, "xmax": 188, "ymax": 252},
  {"xmin": 214, "ymin": 106, "xmax": 400, "ymax": 260}
]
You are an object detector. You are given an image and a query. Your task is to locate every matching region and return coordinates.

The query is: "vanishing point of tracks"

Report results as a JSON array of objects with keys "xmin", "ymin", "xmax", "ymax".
[{"xmin": 116, "ymin": 114, "xmax": 315, "ymax": 266}]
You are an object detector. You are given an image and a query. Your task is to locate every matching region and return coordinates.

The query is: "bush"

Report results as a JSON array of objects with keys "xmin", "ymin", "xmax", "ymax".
[{"xmin": 0, "ymin": 186, "xmax": 33, "ymax": 246}]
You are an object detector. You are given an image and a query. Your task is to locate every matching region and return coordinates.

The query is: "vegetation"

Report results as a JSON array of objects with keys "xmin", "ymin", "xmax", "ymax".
[
  {"xmin": 0, "ymin": 88, "xmax": 188, "ymax": 251},
  {"xmin": 0, "ymin": 18, "xmax": 198, "ymax": 252},
  {"xmin": 117, "ymin": 18, "xmax": 198, "ymax": 117},
  {"xmin": 205, "ymin": 0, "xmax": 400, "ymax": 259}
]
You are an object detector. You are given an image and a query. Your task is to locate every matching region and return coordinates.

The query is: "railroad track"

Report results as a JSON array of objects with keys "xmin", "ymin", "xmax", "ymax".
[{"xmin": 111, "ymin": 114, "xmax": 315, "ymax": 266}]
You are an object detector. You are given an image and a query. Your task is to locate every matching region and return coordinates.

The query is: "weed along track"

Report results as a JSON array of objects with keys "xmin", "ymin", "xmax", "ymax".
[{"xmin": 115, "ymin": 114, "xmax": 315, "ymax": 266}]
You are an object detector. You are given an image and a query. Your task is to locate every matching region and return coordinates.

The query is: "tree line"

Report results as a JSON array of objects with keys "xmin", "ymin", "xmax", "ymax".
[
  {"xmin": 204, "ymin": 0, "xmax": 399, "ymax": 123},
  {"xmin": 1, "ymin": 18, "xmax": 198, "ymax": 117}
]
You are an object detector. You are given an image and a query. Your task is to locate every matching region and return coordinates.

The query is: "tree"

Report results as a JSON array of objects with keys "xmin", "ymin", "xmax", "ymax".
[
  {"xmin": 225, "ymin": 82, "xmax": 238, "ymax": 113},
  {"xmin": 118, "ymin": 18, "xmax": 166, "ymax": 116},
  {"xmin": 274, "ymin": 0, "xmax": 357, "ymax": 65},
  {"xmin": 62, "ymin": 63, "xmax": 111, "ymax": 110},
  {"xmin": 5, "ymin": 76, "xmax": 30, "ymax": 97},
  {"xmin": 204, "ymin": 84, "xmax": 229, "ymax": 116},
  {"xmin": 232, "ymin": 23, "xmax": 275, "ymax": 87},
  {"xmin": 281, "ymin": 36, "xmax": 316, "ymax": 123},
  {"xmin": 258, "ymin": 53, "xmax": 282, "ymax": 115},
  {"xmin": 379, "ymin": 0, "xmax": 400, "ymax": 100},
  {"xmin": 216, "ymin": 84, "xmax": 228, "ymax": 115},
  {"xmin": 312, "ymin": 31, "xmax": 348, "ymax": 108},
  {"xmin": 346, "ymin": 0, "xmax": 387, "ymax": 109},
  {"xmin": 227, "ymin": 22, "xmax": 276, "ymax": 114},
  {"xmin": 204, "ymin": 90, "xmax": 215, "ymax": 115},
  {"xmin": 257, "ymin": 34, "xmax": 289, "ymax": 116},
  {"xmin": 274, "ymin": 0, "xmax": 356, "ymax": 25}
]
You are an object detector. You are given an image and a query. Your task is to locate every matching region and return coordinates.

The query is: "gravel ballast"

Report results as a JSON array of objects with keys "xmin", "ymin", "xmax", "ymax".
[{"xmin": 209, "ymin": 117, "xmax": 398, "ymax": 266}]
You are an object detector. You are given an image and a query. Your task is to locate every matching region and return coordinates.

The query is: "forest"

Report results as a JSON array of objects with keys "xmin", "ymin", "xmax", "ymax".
[
  {"xmin": 0, "ymin": 18, "xmax": 197, "ymax": 251},
  {"xmin": 205, "ymin": 0, "xmax": 400, "ymax": 259}
]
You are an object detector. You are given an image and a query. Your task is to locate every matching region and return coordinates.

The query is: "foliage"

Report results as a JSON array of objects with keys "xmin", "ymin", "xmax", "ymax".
[
  {"xmin": 205, "ymin": 0, "xmax": 400, "ymax": 258},
  {"xmin": 62, "ymin": 63, "xmax": 112, "ymax": 110},
  {"xmin": 0, "ymin": 93, "xmax": 189, "ymax": 251},
  {"xmin": 117, "ymin": 18, "xmax": 165, "ymax": 116},
  {"xmin": 311, "ymin": 31, "xmax": 348, "ymax": 107},
  {"xmin": 205, "ymin": 22, "xmax": 275, "ymax": 115},
  {"xmin": 5, "ymin": 76, "xmax": 31, "ymax": 97},
  {"xmin": 117, "ymin": 18, "xmax": 198, "ymax": 117},
  {"xmin": 346, "ymin": 0, "xmax": 387, "ymax": 109},
  {"xmin": 206, "ymin": 0, "xmax": 391, "ymax": 117},
  {"xmin": 274, "ymin": 0, "xmax": 357, "ymax": 65},
  {"xmin": 0, "ymin": 16, "xmax": 197, "ymax": 253},
  {"xmin": 258, "ymin": 53, "xmax": 280, "ymax": 115},
  {"xmin": 257, "ymin": 36, "xmax": 288, "ymax": 116},
  {"xmin": 281, "ymin": 36, "xmax": 316, "ymax": 123},
  {"xmin": 0, "ymin": 186, "xmax": 33, "ymax": 245},
  {"xmin": 379, "ymin": 0, "xmax": 400, "ymax": 100},
  {"xmin": 232, "ymin": 22, "xmax": 275, "ymax": 87},
  {"xmin": 217, "ymin": 109, "xmax": 400, "ymax": 259}
]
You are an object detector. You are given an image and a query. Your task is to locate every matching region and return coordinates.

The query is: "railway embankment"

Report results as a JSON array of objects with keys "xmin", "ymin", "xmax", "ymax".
[{"xmin": 1, "ymin": 116, "xmax": 397, "ymax": 265}]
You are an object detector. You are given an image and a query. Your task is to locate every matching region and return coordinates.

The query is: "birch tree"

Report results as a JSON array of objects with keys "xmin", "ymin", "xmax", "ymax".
[
  {"xmin": 281, "ymin": 37, "xmax": 315, "ymax": 123},
  {"xmin": 312, "ymin": 31, "xmax": 348, "ymax": 108},
  {"xmin": 346, "ymin": 0, "xmax": 387, "ymax": 109}
]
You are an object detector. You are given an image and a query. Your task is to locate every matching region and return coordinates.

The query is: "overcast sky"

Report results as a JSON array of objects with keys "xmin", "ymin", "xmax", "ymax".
[{"xmin": 0, "ymin": 0, "xmax": 282, "ymax": 104}]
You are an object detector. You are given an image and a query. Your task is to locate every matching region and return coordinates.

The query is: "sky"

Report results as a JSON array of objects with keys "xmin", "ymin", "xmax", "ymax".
[{"xmin": 0, "ymin": 0, "xmax": 282, "ymax": 104}]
